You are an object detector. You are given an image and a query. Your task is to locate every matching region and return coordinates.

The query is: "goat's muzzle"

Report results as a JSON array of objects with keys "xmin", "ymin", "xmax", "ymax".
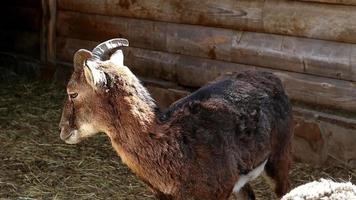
[{"xmin": 60, "ymin": 126, "xmax": 81, "ymax": 144}]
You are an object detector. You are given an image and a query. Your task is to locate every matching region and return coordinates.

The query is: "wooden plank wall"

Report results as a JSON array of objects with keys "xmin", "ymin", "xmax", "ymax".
[
  {"xmin": 55, "ymin": 0, "xmax": 356, "ymax": 166},
  {"xmin": 0, "ymin": 0, "xmax": 354, "ymax": 166},
  {"xmin": 56, "ymin": 0, "xmax": 356, "ymax": 113}
]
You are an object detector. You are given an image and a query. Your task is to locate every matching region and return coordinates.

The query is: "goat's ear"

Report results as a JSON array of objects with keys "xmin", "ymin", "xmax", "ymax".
[
  {"xmin": 83, "ymin": 60, "xmax": 107, "ymax": 89},
  {"xmin": 74, "ymin": 49, "xmax": 92, "ymax": 71},
  {"xmin": 109, "ymin": 49, "xmax": 124, "ymax": 67}
]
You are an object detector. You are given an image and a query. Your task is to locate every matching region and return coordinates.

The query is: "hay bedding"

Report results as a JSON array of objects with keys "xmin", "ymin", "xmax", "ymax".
[{"xmin": 0, "ymin": 81, "xmax": 355, "ymax": 200}]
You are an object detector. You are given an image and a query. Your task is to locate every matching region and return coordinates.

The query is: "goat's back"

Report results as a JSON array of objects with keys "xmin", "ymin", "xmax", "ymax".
[{"xmin": 165, "ymin": 70, "xmax": 291, "ymax": 129}]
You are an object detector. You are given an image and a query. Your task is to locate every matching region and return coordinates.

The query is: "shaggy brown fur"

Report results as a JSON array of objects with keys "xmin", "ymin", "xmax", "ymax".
[{"xmin": 59, "ymin": 49, "xmax": 293, "ymax": 200}]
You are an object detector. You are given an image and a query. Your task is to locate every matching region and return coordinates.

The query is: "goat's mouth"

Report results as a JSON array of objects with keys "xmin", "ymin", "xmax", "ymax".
[{"xmin": 60, "ymin": 129, "xmax": 82, "ymax": 144}]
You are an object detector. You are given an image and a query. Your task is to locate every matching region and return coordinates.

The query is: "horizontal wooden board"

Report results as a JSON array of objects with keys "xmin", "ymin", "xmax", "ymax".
[
  {"xmin": 56, "ymin": 37, "xmax": 356, "ymax": 112},
  {"xmin": 0, "ymin": 30, "xmax": 40, "ymax": 58},
  {"xmin": 58, "ymin": 0, "xmax": 264, "ymax": 32},
  {"xmin": 57, "ymin": 11, "xmax": 356, "ymax": 82},
  {"xmin": 299, "ymin": 0, "xmax": 356, "ymax": 5},
  {"xmin": 58, "ymin": 0, "xmax": 356, "ymax": 43},
  {"xmin": 1, "ymin": 6, "xmax": 41, "ymax": 31},
  {"xmin": 144, "ymin": 79, "xmax": 191, "ymax": 109}
]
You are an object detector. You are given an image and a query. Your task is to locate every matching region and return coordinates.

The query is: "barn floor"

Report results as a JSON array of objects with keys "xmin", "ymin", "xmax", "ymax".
[{"xmin": 0, "ymin": 81, "xmax": 355, "ymax": 200}]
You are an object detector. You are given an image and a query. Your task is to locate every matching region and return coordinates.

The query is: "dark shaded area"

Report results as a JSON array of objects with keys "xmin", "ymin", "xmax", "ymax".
[{"xmin": 0, "ymin": 0, "xmax": 43, "ymax": 82}]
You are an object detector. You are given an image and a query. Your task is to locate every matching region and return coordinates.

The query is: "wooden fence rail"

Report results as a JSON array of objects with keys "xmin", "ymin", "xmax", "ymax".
[
  {"xmin": 2, "ymin": 0, "xmax": 352, "ymax": 167},
  {"xmin": 299, "ymin": 0, "xmax": 356, "ymax": 5},
  {"xmin": 58, "ymin": 0, "xmax": 356, "ymax": 44}
]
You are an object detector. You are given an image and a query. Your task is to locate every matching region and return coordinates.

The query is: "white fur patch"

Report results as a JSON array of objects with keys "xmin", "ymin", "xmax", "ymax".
[
  {"xmin": 233, "ymin": 159, "xmax": 268, "ymax": 193},
  {"xmin": 110, "ymin": 49, "xmax": 124, "ymax": 67},
  {"xmin": 282, "ymin": 179, "xmax": 356, "ymax": 200},
  {"xmin": 79, "ymin": 123, "xmax": 98, "ymax": 136}
]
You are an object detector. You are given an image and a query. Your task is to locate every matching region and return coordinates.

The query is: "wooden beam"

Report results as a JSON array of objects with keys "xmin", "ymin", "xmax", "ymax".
[
  {"xmin": 41, "ymin": 0, "xmax": 49, "ymax": 63},
  {"xmin": 40, "ymin": 0, "xmax": 57, "ymax": 80},
  {"xmin": 57, "ymin": 11, "xmax": 356, "ymax": 82},
  {"xmin": 58, "ymin": 0, "xmax": 356, "ymax": 43},
  {"xmin": 56, "ymin": 37, "xmax": 356, "ymax": 113},
  {"xmin": 143, "ymin": 78, "xmax": 191, "ymax": 109},
  {"xmin": 47, "ymin": 0, "xmax": 57, "ymax": 64},
  {"xmin": 298, "ymin": 0, "xmax": 356, "ymax": 6}
]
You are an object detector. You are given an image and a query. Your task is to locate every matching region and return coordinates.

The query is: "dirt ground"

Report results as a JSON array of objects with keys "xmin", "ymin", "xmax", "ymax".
[{"xmin": 0, "ymin": 81, "xmax": 355, "ymax": 200}]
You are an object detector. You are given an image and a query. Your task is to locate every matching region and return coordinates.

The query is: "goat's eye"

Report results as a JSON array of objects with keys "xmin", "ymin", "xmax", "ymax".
[{"xmin": 69, "ymin": 93, "xmax": 78, "ymax": 99}]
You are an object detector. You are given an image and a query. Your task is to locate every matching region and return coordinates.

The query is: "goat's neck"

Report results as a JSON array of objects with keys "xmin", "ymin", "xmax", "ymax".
[
  {"xmin": 106, "ymin": 68, "xmax": 158, "ymax": 142},
  {"xmin": 107, "ymin": 96, "xmax": 158, "ymax": 174},
  {"xmin": 104, "ymin": 68, "xmax": 171, "ymax": 180}
]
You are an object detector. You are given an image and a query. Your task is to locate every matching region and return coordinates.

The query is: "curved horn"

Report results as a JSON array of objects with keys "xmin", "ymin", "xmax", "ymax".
[
  {"xmin": 91, "ymin": 38, "xmax": 129, "ymax": 61},
  {"xmin": 83, "ymin": 38, "xmax": 129, "ymax": 88}
]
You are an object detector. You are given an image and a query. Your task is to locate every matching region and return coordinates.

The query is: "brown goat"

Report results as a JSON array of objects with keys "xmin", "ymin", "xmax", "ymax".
[{"xmin": 59, "ymin": 39, "xmax": 294, "ymax": 200}]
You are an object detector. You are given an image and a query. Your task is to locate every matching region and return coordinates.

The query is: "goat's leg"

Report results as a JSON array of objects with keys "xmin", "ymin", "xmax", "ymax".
[{"xmin": 265, "ymin": 145, "xmax": 292, "ymax": 197}]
